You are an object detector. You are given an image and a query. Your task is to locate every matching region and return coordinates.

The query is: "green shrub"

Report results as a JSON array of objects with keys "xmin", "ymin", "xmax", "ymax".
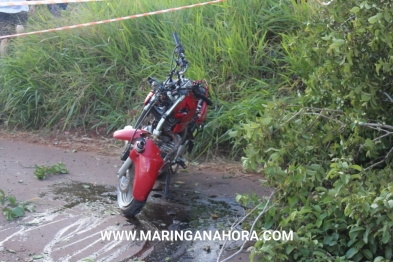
[{"xmin": 230, "ymin": 0, "xmax": 393, "ymax": 261}]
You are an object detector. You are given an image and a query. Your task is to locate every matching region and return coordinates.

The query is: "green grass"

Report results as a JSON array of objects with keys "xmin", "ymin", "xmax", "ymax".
[{"xmin": 0, "ymin": 0, "xmax": 315, "ymax": 156}]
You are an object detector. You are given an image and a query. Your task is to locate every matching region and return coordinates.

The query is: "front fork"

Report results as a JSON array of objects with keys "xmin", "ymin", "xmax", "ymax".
[{"xmin": 117, "ymin": 157, "xmax": 132, "ymax": 177}]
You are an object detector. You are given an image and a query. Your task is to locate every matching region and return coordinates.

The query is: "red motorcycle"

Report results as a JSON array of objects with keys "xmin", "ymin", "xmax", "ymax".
[{"xmin": 113, "ymin": 33, "xmax": 213, "ymax": 216}]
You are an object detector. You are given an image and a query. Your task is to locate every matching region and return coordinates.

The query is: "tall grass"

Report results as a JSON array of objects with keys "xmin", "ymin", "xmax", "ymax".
[{"xmin": 0, "ymin": 0, "xmax": 315, "ymax": 156}]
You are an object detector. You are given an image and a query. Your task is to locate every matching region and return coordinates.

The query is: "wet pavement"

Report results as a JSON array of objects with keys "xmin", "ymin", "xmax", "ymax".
[{"xmin": 0, "ymin": 138, "xmax": 268, "ymax": 261}]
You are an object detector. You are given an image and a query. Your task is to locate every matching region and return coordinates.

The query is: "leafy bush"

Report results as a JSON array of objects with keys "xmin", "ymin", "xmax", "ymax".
[{"xmin": 230, "ymin": 0, "xmax": 393, "ymax": 261}]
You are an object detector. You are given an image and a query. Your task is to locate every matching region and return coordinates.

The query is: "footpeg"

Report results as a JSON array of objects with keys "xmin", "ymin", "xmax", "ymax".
[{"xmin": 177, "ymin": 158, "xmax": 187, "ymax": 169}]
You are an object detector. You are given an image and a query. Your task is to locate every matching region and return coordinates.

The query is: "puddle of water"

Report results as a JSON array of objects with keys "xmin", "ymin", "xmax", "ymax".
[{"xmin": 51, "ymin": 181, "xmax": 117, "ymax": 203}]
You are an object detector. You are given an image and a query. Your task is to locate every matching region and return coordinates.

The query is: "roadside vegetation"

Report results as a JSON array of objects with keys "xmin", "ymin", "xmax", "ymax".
[
  {"xmin": 0, "ymin": 0, "xmax": 392, "ymax": 261},
  {"xmin": 34, "ymin": 162, "xmax": 69, "ymax": 180}
]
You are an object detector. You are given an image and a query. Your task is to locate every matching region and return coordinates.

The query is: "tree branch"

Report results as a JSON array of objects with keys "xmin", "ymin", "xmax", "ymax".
[
  {"xmin": 303, "ymin": 107, "xmax": 343, "ymax": 113},
  {"xmin": 364, "ymin": 126, "xmax": 390, "ymax": 134},
  {"xmin": 278, "ymin": 109, "xmax": 304, "ymax": 130},
  {"xmin": 365, "ymin": 146, "xmax": 393, "ymax": 170},
  {"xmin": 372, "ymin": 132, "xmax": 393, "ymax": 142},
  {"xmin": 382, "ymin": 92, "xmax": 393, "ymax": 103},
  {"xmin": 303, "ymin": 112, "xmax": 345, "ymax": 126},
  {"xmin": 358, "ymin": 122, "xmax": 393, "ymax": 131}
]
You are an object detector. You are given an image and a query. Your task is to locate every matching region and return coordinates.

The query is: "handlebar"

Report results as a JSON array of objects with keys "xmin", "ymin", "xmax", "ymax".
[
  {"xmin": 173, "ymin": 32, "xmax": 181, "ymax": 46},
  {"xmin": 193, "ymin": 89, "xmax": 213, "ymax": 106},
  {"xmin": 173, "ymin": 32, "xmax": 185, "ymax": 56},
  {"xmin": 147, "ymin": 33, "xmax": 214, "ymax": 106},
  {"xmin": 148, "ymin": 76, "xmax": 213, "ymax": 106}
]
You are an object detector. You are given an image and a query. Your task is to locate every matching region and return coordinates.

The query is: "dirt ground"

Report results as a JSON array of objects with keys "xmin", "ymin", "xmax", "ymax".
[{"xmin": 0, "ymin": 129, "xmax": 268, "ymax": 262}]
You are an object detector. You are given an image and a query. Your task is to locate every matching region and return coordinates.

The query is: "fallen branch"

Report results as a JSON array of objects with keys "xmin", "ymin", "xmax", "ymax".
[
  {"xmin": 358, "ymin": 121, "xmax": 393, "ymax": 170},
  {"xmin": 217, "ymin": 190, "xmax": 277, "ymax": 262},
  {"xmin": 274, "ymin": 107, "xmax": 345, "ymax": 135}
]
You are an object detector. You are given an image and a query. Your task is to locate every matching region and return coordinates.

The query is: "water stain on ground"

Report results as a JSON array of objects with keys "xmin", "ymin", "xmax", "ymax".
[{"xmin": 46, "ymin": 181, "xmax": 247, "ymax": 262}]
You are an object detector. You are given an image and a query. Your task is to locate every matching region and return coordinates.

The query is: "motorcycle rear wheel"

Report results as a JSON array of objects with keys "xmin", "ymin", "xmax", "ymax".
[{"xmin": 117, "ymin": 164, "xmax": 146, "ymax": 217}]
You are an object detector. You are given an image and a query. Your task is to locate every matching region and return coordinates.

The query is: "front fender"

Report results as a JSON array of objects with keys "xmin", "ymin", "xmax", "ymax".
[
  {"xmin": 129, "ymin": 139, "xmax": 163, "ymax": 202},
  {"xmin": 113, "ymin": 128, "xmax": 148, "ymax": 141}
]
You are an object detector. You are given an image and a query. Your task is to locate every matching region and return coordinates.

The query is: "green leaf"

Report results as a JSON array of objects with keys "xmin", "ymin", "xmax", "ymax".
[
  {"xmin": 363, "ymin": 227, "xmax": 370, "ymax": 244},
  {"xmin": 25, "ymin": 204, "xmax": 35, "ymax": 212},
  {"xmin": 81, "ymin": 258, "xmax": 95, "ymax": 262},
  {"xmin": 285, "ymin": 245, "xmax": 295, "ymax": 254},
  {"xmin": 288, "ymin": 196, "xmax": 299, "ymax": 207},
  {"xmin": 361, "ymin": 93, "xmax": 371, "ymax": 102},
  {"xmin": 261, "ymin": 117, "xmax": 272, "ymax": 125},
  {"xmin": 3, "ymin": 207, "xmax": 13, "ymax": 220},
  {"xmin": 269, "ymin": 152, "xmax": 280, "ymax": 161},
  {"xmin": 368, "ymin": 13, "xmax": 381, "ymax": 24},
  {"xmin": 381, "ymin": 230, "xmax": 390, "ymax": 244},
  {"xmin": 350, "ymin": 7, "xmax": 360, "ymax": 13},
  {"xmin": 362, "ymin": 249, "xmax": 373, "ymax": 260},
  {"xmin": 333, "ymin": 38, "xmax": 345, "ymax": 46},
  {"xmin": 315, "ymin": 187, "xmax": 327, "ymax": 192},
  {"xmin": 350, "ymin": 174, "xmax": 361, "ymax": 180},
  {"xmin": 340, "ymin": 174, "xmax": 350, "ymax": 185},
  {"xmin": 227, "ymin": 130, "xmax": 238, "ymax": 137},
  {"xmin": 309, "ymin": 164, "xmax": 321, "ymax": 170},
  {"xmin": 313, "ymin": 251, "xmax": 326, "ymax": 258},
  {"xmin": 306, "ymin": 169, "xmax": 316, "ymax": 176},
  {"xmin": 349, "ymin": 165, "xmax": 362, "ymax": 171},
  {"xmin": 301, "ymin": 134, "xmax": 310, "ymax": 140},
  {"xmin": 346, "ymin": 247, "xmax": 358, "ymax": 259},
  {"xmin": 11, "ymin": 206, "xmax": 25, "ymax": 217},
  {"xmin": 386, "ymin": 246, "xmax": 392, "ymax": 261},
  {"xmin": 7, "ymin": 195, "xmax": 16, "ymax": 206},
  {"xmin": 235, "ymin": 194, "xmax": 242, "ymax": 203}
]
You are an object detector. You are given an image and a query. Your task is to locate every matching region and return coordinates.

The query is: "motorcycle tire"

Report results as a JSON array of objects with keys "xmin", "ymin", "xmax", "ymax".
[{"xmin": 117, "ymin": 164, "xmax": 146, "ymax": 216}]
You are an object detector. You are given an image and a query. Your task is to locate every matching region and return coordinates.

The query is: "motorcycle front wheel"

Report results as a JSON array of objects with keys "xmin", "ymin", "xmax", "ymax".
[{"xmin": 117, "ymin": 164, "xmax": 146, "ymax": 216}]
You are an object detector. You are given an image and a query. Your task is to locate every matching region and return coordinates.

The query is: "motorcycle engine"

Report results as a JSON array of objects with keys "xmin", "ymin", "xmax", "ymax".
[{"xmin": 154, "ymin": 134, "xmax": 175, "ymax": 158}]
